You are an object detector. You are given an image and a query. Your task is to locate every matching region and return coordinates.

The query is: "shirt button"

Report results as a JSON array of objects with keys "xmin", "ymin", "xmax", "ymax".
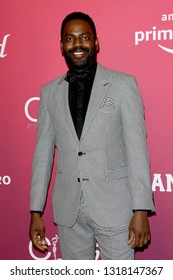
[
  {"xmin": 77, "ymin": 178, "xmax": 80, "ymax": 182},
  {"xmin": 78, "ymin": 151, "xmax": 83, "ymax": 156}
]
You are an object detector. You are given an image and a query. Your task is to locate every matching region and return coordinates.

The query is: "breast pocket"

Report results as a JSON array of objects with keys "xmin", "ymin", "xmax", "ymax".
[{"xmin": 97, "ymin": 104, "xmax": 116, "ymax": 114}]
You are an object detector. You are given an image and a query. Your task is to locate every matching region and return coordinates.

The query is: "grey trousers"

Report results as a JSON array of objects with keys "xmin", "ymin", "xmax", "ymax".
[{"xmin": 58, "ymin": 192, "xmax": 134, "ymax": 260}]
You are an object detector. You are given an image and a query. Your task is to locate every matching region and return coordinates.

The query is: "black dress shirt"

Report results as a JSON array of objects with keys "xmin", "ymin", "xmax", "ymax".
[{"xmin": 65, "ymin": 63, "xmax": 97, "ymax": 139}]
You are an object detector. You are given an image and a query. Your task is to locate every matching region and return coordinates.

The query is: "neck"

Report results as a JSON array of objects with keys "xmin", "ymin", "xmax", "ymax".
[{"xmin": 68, "ymin": 61, "xmax": 97, "ymax": 74}]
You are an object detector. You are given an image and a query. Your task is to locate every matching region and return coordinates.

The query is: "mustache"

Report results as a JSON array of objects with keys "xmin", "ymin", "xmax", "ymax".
[{"xmin": 68, "ymin": 47, "xmax": 89, "ymax": 54}]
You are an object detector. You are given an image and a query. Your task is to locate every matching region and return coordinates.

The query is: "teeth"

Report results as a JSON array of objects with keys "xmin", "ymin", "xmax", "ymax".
[{"xmin": 74, "ymin": 51, "xmax": 83, "ymax": 54}]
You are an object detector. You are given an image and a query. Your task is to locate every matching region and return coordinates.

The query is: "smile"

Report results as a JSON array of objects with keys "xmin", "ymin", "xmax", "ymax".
[
  {"xmin": 74, "ymin": 51, "xmax": 84, "ymax": 55},
  {"xmin": 72, "ymin": 51, "xmax": 86, "ymax": 58}
]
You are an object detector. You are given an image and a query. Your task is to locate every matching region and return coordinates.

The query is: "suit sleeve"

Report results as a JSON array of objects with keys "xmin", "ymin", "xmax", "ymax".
[
  {"xmin": 121, "ymin": 76, "xmax": 155, "ymax": 212},
  {"xmin": 30, "ymin": 90, "xmax": 55, "ymax": 212}
]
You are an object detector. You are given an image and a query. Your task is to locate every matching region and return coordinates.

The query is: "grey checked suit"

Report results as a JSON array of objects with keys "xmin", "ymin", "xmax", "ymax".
[{"xmin": 30, "ymin": 64, "xmax": 155, "ymax": 230}]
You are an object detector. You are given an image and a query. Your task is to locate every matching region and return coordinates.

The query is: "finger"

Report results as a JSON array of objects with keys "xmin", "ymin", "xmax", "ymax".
[
  {"xmin": 129, "ymin": 237, "xmax": 136, "ymax": 249},
  {"xmin": 131, "ymin": 232, "xmax": 141, "ymax": 248},
  {"xmin": 144, "ymin": 233, "xmax": 151, "ymax": 245},
  {"xmin": 38, "ymin": 229, "xmax": 48, "ymax": 248},
  {"xmin": 30, "ymin": 232, "xmax": 48, "ymax": 251},
  {"xmin": 39, "ymin": 239, "xmax": 48, "ymax": 249},
  {"xmin": 137, "ymin": 232, "xmax": 150, "ymax": 248},
  {"xmin": 128, "ymin": 229, "xmax": 135, "ymax": 245},
  {"xmin": 36, "ymin": 235, "xmax": 48, "ymax": 251},
  {"xmin": 38, "ymin": 228, "xmax": 45, "ymax": 239},
  {"xmin": 30, "ymin": 231, "xmax": 39, "ymax": 245}
]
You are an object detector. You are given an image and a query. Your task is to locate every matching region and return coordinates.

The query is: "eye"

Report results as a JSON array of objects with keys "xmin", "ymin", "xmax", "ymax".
[
  {"xmin": 65, "ymin": 36, "xmax": 74, "ymax": 42},
  {"xmin": 81, "ymin": 34, "xmax": 90, "ymax": 41}
]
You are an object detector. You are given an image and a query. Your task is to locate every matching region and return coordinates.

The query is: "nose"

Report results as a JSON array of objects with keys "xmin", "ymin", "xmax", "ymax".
[{"xmin": 74, "ymin": 36, "xmax": 82, "ymax": 47}]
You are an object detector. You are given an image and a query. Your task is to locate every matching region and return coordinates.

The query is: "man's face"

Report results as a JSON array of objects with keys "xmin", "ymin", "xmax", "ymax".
[{"xmin": 60, "ymin": 19, "xmax": 99, "ymax": 71}]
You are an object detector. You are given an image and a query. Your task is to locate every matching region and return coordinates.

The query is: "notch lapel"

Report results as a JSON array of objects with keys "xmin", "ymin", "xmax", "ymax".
[
  {"xmin": 80, "ymin": 64, "xmax": 112, "ymax": 141},
  {"xmin": 54, "ymin": 77, "xmax": 79, "ymax": 143}
]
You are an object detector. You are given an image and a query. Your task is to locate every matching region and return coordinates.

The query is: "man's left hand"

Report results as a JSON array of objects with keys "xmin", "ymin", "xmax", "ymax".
[{"xmin": 128, "ymin": 211, "xmax": 150, "ymax": 249}]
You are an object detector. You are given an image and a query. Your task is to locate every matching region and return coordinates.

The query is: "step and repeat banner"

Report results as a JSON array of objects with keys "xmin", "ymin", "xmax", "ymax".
[{"xmin": 1, "ymin": 0, "xmax": 173, "ymax": 260}]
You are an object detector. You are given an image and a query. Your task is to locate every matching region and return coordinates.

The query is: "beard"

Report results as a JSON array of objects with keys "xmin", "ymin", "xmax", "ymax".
[{"xmin": 63, "ymin": 46, "xmax": 97, "ymax": 72}]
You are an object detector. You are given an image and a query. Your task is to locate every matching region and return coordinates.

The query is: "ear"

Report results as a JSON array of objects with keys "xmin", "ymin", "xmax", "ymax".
[
  {"xmin": 95, "ymin": 38, "xmax": 100, "ymax": 53},
  {"xmin": 60, "ymin": 41, "xmax": 64, "ymax": 55}
]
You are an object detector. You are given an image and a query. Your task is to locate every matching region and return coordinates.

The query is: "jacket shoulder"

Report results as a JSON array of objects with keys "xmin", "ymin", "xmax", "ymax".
[
  {"xmin": 41, "ymin": 74, "xmax": 66, "ymax": 96},
  {"xmin": 100, "ymin": 64, "xmax": 136, "ymax": 82}
]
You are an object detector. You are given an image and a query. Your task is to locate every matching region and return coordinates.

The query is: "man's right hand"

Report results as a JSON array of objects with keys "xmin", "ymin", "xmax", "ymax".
[{"xmin": 29, "ymin": 212, "xmax": 48, "ymax": 251}]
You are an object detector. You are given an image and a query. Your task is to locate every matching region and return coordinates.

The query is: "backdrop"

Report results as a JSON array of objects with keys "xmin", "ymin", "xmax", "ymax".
[{"xmin": 1, "ymin": 0, "xmax": 173, "ymax": 260}]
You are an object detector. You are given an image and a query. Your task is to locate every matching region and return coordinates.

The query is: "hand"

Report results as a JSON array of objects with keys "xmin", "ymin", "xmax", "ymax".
[
  {"xmin": 29, "ymin": 212, "xmax": 48, "ymax": 251},
  {"xmin": 128, "ymin": 211, "xmax": 151, "ymax": 249}
]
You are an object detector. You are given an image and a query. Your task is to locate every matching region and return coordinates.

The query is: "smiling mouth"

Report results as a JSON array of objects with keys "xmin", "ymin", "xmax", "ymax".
[
  {"xmin": 72, "ymin": 50, "xmax": 86, "ymax": 58},
  {"xmin": 69, "ymin": 47, "xmax": 88, "ymax": 57},
  {"xmin": 73, "ymin": 51, "xmax": 84, "ymax": 55}
]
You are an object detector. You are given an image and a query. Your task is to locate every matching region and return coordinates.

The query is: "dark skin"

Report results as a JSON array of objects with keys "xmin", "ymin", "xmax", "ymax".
[
  {"xmin": 60, "ymin": 19, "xmax": 100, "ymax": 71},
  {"xmin": 29, "ymin": 18, "xmax": 151, "ymax": 252}
]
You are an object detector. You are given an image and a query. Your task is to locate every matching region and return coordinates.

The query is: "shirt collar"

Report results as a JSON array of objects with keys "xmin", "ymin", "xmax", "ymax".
[{"xmin": 65, "ymin": 63, "xmax": 97, "ymax": 83}]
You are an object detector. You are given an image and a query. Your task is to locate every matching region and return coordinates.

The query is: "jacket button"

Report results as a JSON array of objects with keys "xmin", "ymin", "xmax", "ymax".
[
  {"xmin": 78, "ymin": 151, "xmax": 83, "ymax": 156},
  {"xmin": 77, "ymin": 178, "xmax": 80, "ymax": 182}
]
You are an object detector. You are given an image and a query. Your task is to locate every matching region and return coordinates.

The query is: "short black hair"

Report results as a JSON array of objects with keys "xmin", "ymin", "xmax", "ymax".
[{"xmin": 61, "ymin": 12, "xmax": 97, "ymax": 40}]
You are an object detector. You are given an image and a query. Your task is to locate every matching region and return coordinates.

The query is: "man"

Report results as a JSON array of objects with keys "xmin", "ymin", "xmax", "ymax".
[{"xmin": 30, "ymin": 12, "xmax": 155, "ymax": 260}]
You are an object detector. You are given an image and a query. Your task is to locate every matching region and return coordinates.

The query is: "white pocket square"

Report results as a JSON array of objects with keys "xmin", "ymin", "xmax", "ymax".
[{"xmin": 100, "ymin": 97, "xmax": 115, "ymax": 108}]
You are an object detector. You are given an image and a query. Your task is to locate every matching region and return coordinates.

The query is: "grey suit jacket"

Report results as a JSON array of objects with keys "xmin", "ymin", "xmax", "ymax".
[{"xmin": 30, "ymin": 64, "xmax": 155, "ymax": 228}]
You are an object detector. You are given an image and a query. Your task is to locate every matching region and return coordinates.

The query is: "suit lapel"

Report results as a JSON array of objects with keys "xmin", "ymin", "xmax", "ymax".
[
  {"xmin": 54, "ymin": 76, "xmax": 79, "ymax": 143},
  {"xmin": 80, "ymin": 64, "xmax": 112, "ymax": 141}
]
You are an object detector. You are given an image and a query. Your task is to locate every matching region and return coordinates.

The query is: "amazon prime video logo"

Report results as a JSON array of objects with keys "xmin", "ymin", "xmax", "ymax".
[{"xmin": 135, "ymin": 13, "xmax": 173, "ymax": 54}]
